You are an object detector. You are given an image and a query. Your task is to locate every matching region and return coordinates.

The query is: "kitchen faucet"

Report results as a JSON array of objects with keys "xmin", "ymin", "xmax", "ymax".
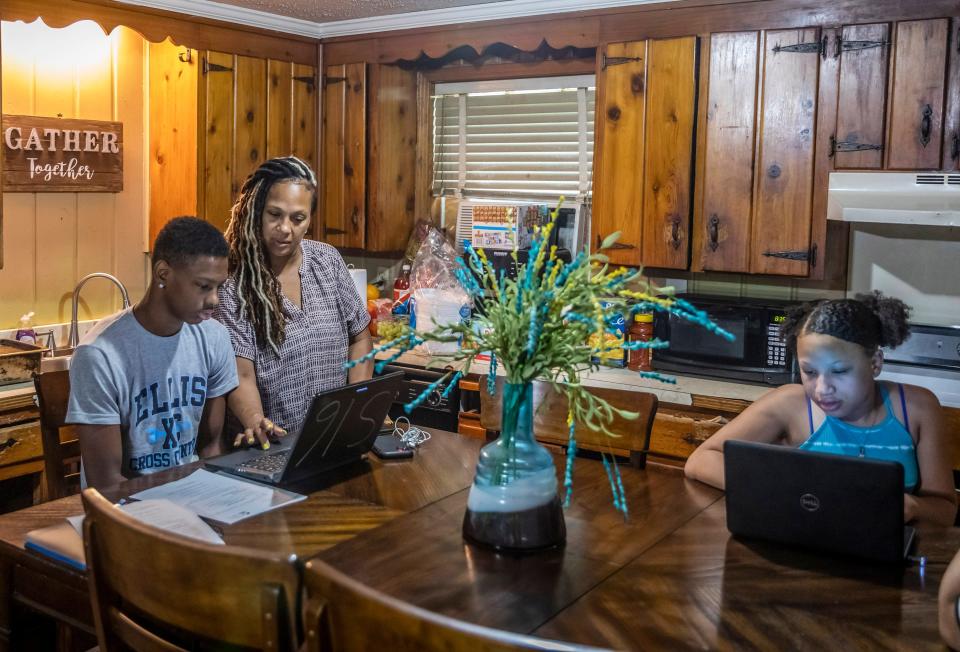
[{"xmin": 67, "ymin": 273, "xmax": 131, "ymax": 349}]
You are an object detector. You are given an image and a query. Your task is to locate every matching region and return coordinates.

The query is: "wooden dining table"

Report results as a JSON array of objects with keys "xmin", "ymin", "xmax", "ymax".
[{"xmin": 0, "ymin": 428, "xmax": 957, "ymax": 651}]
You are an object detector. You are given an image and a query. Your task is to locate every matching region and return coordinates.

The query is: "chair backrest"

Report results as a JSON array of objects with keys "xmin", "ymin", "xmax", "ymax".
[
  {"xmin": 480, "ymin": 378, "xmax": 658, "ymax": 468},
  {"xmin": 81, "ymin": 488, "xmax": 301, "ymax": 652},
  {"xmin": 302, "ymin": 558, "xmax": 610, "ymax": 652},
  {"xmin": 34, "ymin": 370, "xmax": 80, "ymax": 501}
]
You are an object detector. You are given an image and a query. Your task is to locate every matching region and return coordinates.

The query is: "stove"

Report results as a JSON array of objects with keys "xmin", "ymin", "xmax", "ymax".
[{"xmin": 880, "ymin": 324, "xmax": 960, "ymax": 408}]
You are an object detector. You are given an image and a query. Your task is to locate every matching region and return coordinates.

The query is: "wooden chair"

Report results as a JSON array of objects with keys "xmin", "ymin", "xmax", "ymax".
[
  {"xmin": 302, "ymin": 558, "xmax": 610, "ymax": 652},
  {"xmin": 34, "ymin": 369, "xmax": 81, "ymax": 501},
  {"xmin": 81, "ymin": 488, "xmax": 302, "ymax": 652},
  {"xmin": 480, "ymin": 378, "xmax": 658, "ymax": 469}
]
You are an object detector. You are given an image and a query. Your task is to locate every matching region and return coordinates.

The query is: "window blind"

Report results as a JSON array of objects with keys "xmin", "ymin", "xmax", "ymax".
[{"xmin": 432, "ymin": 76, "xmax": 595, "ymax": 200}]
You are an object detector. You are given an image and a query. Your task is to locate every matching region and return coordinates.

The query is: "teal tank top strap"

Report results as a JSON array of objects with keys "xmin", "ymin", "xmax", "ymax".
[
  {"xmin": 879, "ymin": 383, "xmax": 895, "ymax": 419},
  {"xmin": 798, "ymin": 383, "xmax": 918, "ymax": 493}
]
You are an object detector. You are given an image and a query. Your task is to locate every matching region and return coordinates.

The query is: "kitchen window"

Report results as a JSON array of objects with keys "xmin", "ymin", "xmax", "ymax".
[{"xmin": 431, "ymin": 75, "xmax": 595, "ymax": 201}]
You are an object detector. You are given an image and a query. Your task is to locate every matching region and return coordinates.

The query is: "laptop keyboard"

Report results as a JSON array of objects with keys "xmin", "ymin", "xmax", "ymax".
[{"xmin": 238, "ymin": 450, "xmax": 290, "ymax": 474}]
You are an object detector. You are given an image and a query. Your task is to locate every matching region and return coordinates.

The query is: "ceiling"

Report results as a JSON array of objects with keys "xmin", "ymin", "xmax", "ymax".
[
  {"xmin": 119, "ymin": 0, "xmax": 677, "ymax": 38},
  {"xmin": 211, "ymin": 0, "xmax": 507, "ymax": 23}
]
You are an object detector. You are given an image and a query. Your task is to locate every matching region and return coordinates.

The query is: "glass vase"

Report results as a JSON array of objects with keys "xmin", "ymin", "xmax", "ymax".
[{"xmin": 462, "ymin": 382, "xmax": 566, "ymax": 551}]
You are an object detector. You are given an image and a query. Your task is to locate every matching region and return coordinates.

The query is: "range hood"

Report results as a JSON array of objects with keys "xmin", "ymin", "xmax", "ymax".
[{"xmin": 827, "ymin": 171, "xmax": 960, "ymax": 226}]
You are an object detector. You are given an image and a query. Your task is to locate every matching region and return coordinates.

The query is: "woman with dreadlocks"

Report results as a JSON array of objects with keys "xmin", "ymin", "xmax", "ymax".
[
  {"xmin": 684, "ymin": 292, "xmax": 955, "ymax": 526},
  {"xmin": 215, "ymin": 157, "xmax": 372, "ymax": 448}
]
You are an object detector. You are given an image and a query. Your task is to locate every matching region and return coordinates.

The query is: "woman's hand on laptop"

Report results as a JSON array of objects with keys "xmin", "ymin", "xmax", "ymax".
[{"xmin": 233, "ymin": 415, "xmax": 287, "ymax": 451}]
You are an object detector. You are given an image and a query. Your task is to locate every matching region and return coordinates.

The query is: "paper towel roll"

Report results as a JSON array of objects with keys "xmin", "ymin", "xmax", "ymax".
[{"xmin": 348, "ymin": 266, "xmax": 367, "ymax": 302}]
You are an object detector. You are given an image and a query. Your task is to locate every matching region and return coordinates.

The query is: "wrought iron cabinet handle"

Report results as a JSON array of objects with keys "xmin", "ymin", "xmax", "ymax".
[
  {"xmin": 707, "ymin": 215, "xmax": 720, "ymax": 252},
  {"xmin": 669, "ymin": 216, "xmax": 682, "ymax": 251},
  {"xmin": 919, "ymin": 104, "xmax": 933, "ymax": 148}
]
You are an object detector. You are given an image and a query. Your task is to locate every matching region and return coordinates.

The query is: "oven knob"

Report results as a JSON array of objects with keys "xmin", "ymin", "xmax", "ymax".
[{"xmin": 426, "ymin": 390, "xmax": 442, "ymax": 407}]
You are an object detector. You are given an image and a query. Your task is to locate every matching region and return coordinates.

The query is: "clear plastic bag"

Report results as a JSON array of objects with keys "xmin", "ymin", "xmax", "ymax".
[
  {"xmin": 409, "ymin": 226, "xmax": 462, "ymax": 295},
  {"xmin": 409, "ymin": 226, "xmax": 471, "ymax": 354}
]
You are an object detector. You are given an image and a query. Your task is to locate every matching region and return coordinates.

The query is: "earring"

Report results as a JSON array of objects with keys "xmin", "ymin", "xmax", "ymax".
[{"xmin": 158, "ymin": 282, "xmax": 166, "ymax": 289}]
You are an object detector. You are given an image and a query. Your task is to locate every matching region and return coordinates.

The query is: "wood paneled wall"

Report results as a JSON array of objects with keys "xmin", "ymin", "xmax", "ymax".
[
  {"xmin": 148, "ymin": 39, "xmax": 198, "ymax": 248},
  {"xmin": 0, "ymin": 21, "xmax": 148, "ymax": 330}
]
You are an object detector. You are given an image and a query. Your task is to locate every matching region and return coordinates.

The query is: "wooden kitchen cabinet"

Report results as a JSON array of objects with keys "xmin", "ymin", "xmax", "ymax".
[
  {"xmin": 695, "ymin": 28, "xmax": 820, "ymax": 276},
  {"xmin": 646, "ymin": 405, "xmax": 731, "ymax": 465},
  {"xmin": 885, "ymin": 19, "xmax": 950, "ymax": 170},
  {"xmin": 832, "ymin": 23, "xmax": 890, "ymax": 170},
  {"xmin": 322, "ymin": 62, "xmax": 367, "ymax": 249},
  {"xmin": 695, "ymin": 31, "xmax": 759, "ymax": 273},
  {"xmin": 751, "ymin": 28, "xmax": 820, "ymax": 276},
  {"xmin": 818, "ymin": 17, "xmax": 955, "ymax": 171},
  {"xmin": 366, "ymin": 65, "xmax": 418, "ymax": 254},
  {"xmin": 945, "ymin": 18, "xmax": 960, "ymax": 171},
  {"xmin": 197, "ymin": 51, "xmax": 318, "ymax": 233},
  {"xmin": 592, "ymin": 37, "xmax": 697, "ymax": 269}
]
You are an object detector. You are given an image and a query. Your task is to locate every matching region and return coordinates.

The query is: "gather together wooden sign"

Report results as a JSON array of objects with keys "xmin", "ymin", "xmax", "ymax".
[{"xmin": 2, "ymin": 115, "xmax": 123, "ymax": 192}]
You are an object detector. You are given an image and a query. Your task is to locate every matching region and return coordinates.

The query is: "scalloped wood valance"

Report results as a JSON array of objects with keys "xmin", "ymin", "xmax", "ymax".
[
  {"xmin": 0, "ymin": 0, "xmax": 317, "ymax": 64},
  {"xmin": 392, "ymin": 39, "xmax": 596, "ymax": 71}
]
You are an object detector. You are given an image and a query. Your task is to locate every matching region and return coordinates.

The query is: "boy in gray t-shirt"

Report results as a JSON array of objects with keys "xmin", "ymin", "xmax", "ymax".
[{"xmin": 66, "ymin": 217, "xmax": 239, "ymax": 489}]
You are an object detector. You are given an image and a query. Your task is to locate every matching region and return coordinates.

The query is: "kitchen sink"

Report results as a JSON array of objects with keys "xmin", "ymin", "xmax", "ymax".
[{"xmin": 40, "ymin": 348, "xmax": 74, "ymax": 373}]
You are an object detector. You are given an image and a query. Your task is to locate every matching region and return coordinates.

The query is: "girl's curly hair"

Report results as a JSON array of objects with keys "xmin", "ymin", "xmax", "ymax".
[{"xmin": 781, "ymin": 291, "xmax": 911, "ymax": 354}]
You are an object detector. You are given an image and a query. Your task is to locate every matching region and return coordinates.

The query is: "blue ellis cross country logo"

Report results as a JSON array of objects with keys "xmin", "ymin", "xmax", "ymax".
[{"xmin": 127, "ymin": 376, "xmax": 208, "ymax": 473}]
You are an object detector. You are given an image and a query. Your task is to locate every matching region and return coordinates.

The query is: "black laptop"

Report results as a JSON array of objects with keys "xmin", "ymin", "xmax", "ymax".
[
  {"xmin": 206, "ymin": 372, "xmax": 403, "ymax": 486},
  {"xmin": 723, "ymin": 440, "xmax": 915, "ymax": 563}
]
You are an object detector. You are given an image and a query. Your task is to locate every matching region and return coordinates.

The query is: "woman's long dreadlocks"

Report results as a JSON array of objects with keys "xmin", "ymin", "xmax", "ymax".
[{"xmin": 224, "ymin": 156, "xmax": 317, "ymax": 355}]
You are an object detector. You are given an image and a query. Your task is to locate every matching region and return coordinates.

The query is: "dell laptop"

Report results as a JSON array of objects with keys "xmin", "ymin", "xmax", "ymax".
[
  {"xmin": 724, "ymin": 440, "xmax": 915, "ymax": 563},
  {"xmin": 206, "ymin": 372, "xmax": 403, "ymax": 486}
]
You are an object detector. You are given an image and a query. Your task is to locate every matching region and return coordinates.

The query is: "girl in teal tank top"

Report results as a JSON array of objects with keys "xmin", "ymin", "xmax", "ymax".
[
  {"xmin": 798, "ymin": 383, "xmax": 918, "ymax": 493},
  {"xmin": 684, "ymin": 292, "xmax": 956, "ymax": 527}
]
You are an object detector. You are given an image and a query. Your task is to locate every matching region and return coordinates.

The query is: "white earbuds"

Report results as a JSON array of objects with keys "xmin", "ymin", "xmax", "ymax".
[{"xmin": 391, "ymin": 416, "xmax": 430, "ymax": 449}]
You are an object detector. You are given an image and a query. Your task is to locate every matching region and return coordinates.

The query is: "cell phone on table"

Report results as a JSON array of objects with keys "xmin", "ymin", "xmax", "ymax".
[{"xmin": 372, "ymin": 434, "xmax": 413, "ymax": 459}]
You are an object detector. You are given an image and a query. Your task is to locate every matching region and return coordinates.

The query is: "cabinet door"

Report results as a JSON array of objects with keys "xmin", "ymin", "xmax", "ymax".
[
  {"xmin": 200, "ymin": 51, "xmax": 236, "ymax": 232},
  {"xmin": 267, "ymin": 60, "xmax": 292, "ymax": 159},
  {"xmin": 640, "ymin": 37, "xmax": 697, "ymax": 269},
  {"xmin": 833, "ymin": 23, "xmax": 890, "ymax": 169},
  {"xmin": 322, "ymin": 63, "xmax": 366, "ymax": 249},
  {"xmin": 750, "ymin": 28, "xmax": 820, "ymax": 276},
  {"xmin": 367, "ymin": 65, "xmax": 417, "ymax": 253},
  {"xmin": 200, "ymin": 53, "xmax": 317, "ymax": 233},
  {"xmin": 886, "ymin": 19, "xmax": 949, "ymax": 170},
  {"xmin": 697, "ymin": 31, "xmax": 759, "ymax": 273},
  {"xmin": 292, "ymin": 64, "xmax": 318, "ymax": 173},
  {"xmin": 943, "ymin": 18, "xmax": 960, "ymax": 171},
  {"xmin": 593, "ymin": 41, "xmax": 646, "ymax": 266},
  {"xmin": 593, "ymin": 37, "xmax": 696, "ymax": 269},
  {"xmin": 234, "ymin": 55, "xmax": 267, "ymax": 202}
]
